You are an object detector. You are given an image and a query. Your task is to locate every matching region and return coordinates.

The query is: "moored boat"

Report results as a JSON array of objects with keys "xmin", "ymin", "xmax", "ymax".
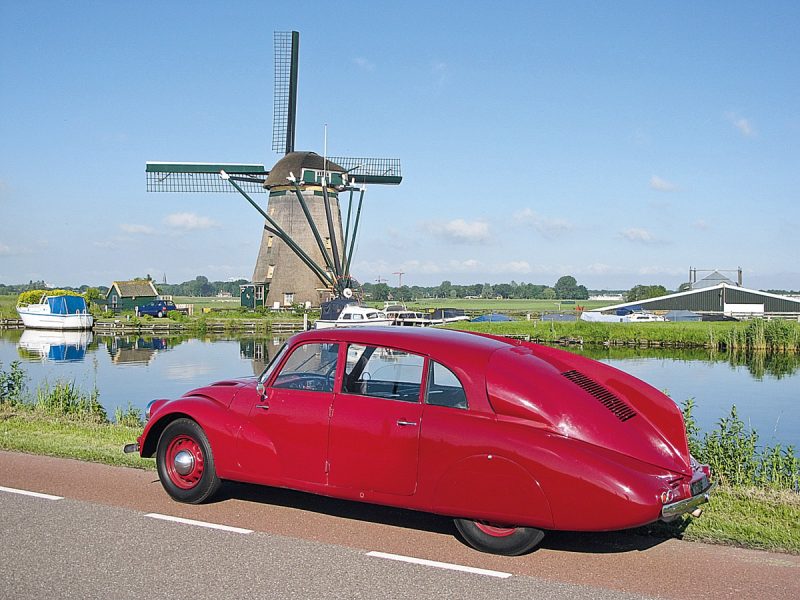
[
  {"xmin": 16, "ymin": 294, "xmax": 94, "ymax": 330},
  {"xmin": 314, "ymin": 298, "xmax": 392, "ymax": 329}
]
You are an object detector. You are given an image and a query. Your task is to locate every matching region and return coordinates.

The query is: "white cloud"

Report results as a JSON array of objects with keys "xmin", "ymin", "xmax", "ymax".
[
  {"xmin": 693, "ymin": 219, "xmax": 710, "ymax": 230},
  {"xmin": 650, "ymin": 175, "xmax": 679, "ymax": 192},
  {"xmin": 423, "ymin": 219, "xmax": 489, "ymax": 243},
  {"xmin": 353, "ymin": 57, "xmax": 375, "ymax": 71},
  {"xmin": 618, "ymin": 228, "xmax": 666, "ymax": 244},
  {"xmin": 514, "ymin": 208, "xmax": 573, "ymax": 238},
  {"xmin": 725, "ymin": 111, "xmax": 755, "ymax": 137},
  {"xmin": 496, "ymin": 260, "xmax": 532, "ymax": 274},
  {"xmin": 163, "ymin": 212, "xmax": 219, "ymax": 231},
  {"xmin": 120, "ymin": 223, "xmax": 155, "ymax": 234},
  {"xmin": 0, "ymin": 242, "xmax": 13, "ymax": 255}
]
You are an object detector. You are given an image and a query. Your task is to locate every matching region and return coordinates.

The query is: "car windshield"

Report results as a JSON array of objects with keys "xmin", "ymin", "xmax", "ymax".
[{"xmin": 259, "ymin": 342, "xmax": 288, "ymax": 385}]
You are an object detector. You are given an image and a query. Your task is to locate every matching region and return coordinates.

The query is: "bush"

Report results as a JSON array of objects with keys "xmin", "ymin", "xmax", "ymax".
[
  {"xmin": 683, "ymin": 399, "xmax": 799, "ymax": 490},
  {"xmin": 0, "ymin": 361, "xmax": 26, "ymax": 405},
  {"xmin": 35, "ymin": 380, "xmax": 107, "ymax": 423},
  {"xmin": 17, "ymin": 289, "xmax": 84, "ymax": 306}
]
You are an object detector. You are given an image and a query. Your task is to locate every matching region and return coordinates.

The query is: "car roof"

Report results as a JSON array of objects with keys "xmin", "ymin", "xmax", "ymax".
[{"xmin": 290, "ymin": 326, "xmax": 511, "ymax": 359}]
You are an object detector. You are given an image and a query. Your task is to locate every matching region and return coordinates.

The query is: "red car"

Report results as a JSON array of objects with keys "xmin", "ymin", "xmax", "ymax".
[{"xmin": 127, "ymin": 327, "xmax": 714, "ymax": 555}]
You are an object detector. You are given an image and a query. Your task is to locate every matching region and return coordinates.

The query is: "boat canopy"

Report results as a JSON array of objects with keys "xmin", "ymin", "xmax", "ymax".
[
  {"xmin": 319, "ymin": 298, "xmax": 357, "ymax": 321},
  {"xmin": 47, "ymin": 295, "xmax": 88, "ymax": 315}
]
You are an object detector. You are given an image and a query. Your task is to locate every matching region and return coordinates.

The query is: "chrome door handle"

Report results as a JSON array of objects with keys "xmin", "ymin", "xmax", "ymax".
[
  {"xmin": 256, "ymin": 404, "xmax": 270, "ymax": 411},
  {"xmin": 397, "ymin": 420, "xmax": 418, "ymax": 427}
]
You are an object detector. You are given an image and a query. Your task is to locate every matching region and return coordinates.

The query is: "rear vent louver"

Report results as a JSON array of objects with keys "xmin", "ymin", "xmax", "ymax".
[{"xmin": 561, "ymin": 370, "xmax": 637, "ymax": 422}]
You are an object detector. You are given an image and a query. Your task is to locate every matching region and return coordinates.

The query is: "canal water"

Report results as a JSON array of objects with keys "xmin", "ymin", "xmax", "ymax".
[{"xmin": 1, "ymin": 329, "xmax": 798, "ymax": 449}]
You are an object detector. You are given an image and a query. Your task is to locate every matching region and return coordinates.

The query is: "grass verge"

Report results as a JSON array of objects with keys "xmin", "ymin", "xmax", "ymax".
[
  {"xmin": 0, "ymin": 411, "xmax": 152, "ymax": 469},
  {"xmin": 642, "ymin": 486, "xmax": 800, "ymax": 554}
]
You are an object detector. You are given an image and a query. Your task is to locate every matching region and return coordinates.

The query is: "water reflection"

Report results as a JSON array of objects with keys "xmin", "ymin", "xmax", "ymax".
[
  {"xmin": 18, "ymin": 329, "xmax": 94, "ymax": 362},
  {"xmin": 105, "ymin": 336, "xmax": 172, "ymax": 366},
  {"xmin": 239, "ymin": 338, "xmax": 285, "ymax": 375},
  {"xmin": 574, "ymin": 346, "xmax": 800, "ymax": 380}
]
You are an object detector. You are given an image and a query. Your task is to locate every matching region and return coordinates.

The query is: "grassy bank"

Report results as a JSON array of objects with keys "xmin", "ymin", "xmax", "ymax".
[
  {"xmin": 453, "ymin": 319, "xmax": 800, "ymax": 351},
  {"xmin": 1, "ymin": 360, "xmax": 798, "ymax": 553}
]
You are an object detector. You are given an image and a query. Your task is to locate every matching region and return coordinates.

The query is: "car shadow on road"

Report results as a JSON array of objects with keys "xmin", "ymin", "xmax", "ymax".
[
  {"xmin": 211, "ymin": 480, "xmax": 684, "ymax": 555},
  {"xmin": 215, "ymin": 480, "xmax": 455, "ymax": 535}
]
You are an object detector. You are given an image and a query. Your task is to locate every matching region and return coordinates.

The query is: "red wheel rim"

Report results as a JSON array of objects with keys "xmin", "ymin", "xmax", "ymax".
[
  {"xmin": 474, "ymin": 521, "xmax": 517, "ymax": 537},
  {"xmin": 165, "ymin": 434, "xmax": 204, "ymax": 489}
]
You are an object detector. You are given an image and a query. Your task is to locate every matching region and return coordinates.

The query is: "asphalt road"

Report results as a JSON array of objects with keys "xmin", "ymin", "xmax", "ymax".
[{"xmin": 1, "ymin": 450, "xmax": 798, "ymax": 599}]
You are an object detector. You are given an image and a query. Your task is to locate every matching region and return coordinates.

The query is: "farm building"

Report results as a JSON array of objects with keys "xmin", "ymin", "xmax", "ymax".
[
  {"xmin": 589, "ymin": 283, "xmax": 800, "ymax": 319},
  {"xmin": 104, "ymin": 280, "xmax": 159, "ymax": 311}
]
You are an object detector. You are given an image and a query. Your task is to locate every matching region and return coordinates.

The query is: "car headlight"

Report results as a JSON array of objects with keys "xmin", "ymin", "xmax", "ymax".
[{"xmin": 145, "ymin": 399, "xmax": 158, "ymax": 421}]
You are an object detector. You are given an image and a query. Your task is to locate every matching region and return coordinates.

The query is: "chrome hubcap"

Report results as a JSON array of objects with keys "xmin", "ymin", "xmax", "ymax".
[{"xmin": 173, "ymin": 450, "xmax": 195, "ymax": 476}]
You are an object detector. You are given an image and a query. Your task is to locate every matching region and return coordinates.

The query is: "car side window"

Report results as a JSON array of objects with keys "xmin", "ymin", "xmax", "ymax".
[
  {"xmin": 343, "ymin": 344, "xmax": 423, "ymax": 402},
  {"xmin": 425, "ymin": 361, "xmax": 468, "ymax": 409},
  {"xmin": 272, "ymin": 343, "xmax": 339, "ymax": 392}
]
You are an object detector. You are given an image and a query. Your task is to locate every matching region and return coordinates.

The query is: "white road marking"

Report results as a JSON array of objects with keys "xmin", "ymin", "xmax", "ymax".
[
  {"xmin": 0, "ymin": 485, "xmax": 63, "ymax": 500},
  {"xmin": 144, "ymin": 513, "xmax": 253, "ymax": 534},
  {"xmin": 366, "ymin": 551, "xmax": 512, "ymax": 579}
]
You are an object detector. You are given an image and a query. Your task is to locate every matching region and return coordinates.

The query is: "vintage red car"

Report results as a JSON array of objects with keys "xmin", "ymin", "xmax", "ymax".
[{"xmin": 127, "ymin": 327, "xmax": 714, "ymax": 555}]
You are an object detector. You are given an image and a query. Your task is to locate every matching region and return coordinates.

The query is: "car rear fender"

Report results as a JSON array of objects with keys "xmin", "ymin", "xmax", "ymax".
[{"xmin": 431, "ymin": 454, "xmax": 554, "ymax": 529}]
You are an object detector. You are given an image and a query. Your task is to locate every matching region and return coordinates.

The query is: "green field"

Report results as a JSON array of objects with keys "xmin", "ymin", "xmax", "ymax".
[{"xmin": 376, "ymin": 298, "xmax": 613, "ymax": 313}]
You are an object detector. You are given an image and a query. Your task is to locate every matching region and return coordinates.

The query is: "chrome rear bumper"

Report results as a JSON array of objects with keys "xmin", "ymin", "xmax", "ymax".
[{"xmin": 661, "ymin": 481, "xmax": 716, "ymax": 520}]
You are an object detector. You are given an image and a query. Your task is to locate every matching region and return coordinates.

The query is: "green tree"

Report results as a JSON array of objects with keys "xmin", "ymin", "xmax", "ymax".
[
  {"xmin": 540, "ymin": 287, "xmax": 557, "ymax": 300},
  {"xmin": 554, "ymin": 275, "xmax": 588, "ymax": 299},
  {"xmin": 625, "ymin": 284, "xmax": 668, "ymax": 302}
]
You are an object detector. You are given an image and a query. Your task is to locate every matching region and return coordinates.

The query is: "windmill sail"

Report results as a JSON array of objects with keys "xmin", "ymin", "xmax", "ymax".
[
  {"xmin": 272, "ymin": 31, "xmax": 299, "ymax": 155},
  {"xmin": 146, "ymin": 162, "xmax": 268, "ymax": 193}
]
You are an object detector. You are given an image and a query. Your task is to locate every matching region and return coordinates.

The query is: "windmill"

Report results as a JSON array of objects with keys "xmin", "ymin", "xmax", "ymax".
[{"xmin": 145, "ymin": 31, "xmax": 401, "ymax": 307}]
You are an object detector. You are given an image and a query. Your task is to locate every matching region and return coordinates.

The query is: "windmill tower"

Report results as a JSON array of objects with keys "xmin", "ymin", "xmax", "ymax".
[{"xmin": 145, "ymin": 31, "xmax": 401, "ymax": 307}]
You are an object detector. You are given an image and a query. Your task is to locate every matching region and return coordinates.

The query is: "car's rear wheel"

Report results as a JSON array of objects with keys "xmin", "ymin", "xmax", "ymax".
[
  {"xmin": 157, "ymin": 311, "xmax": 164, "ymax": 318},
  {"xmin": 156, "ymin": 418, "xmax": 221, "ymax": 504},
  {"xmin": 453, "ymin": 519, "xmax": 545, "ymax": 556}
]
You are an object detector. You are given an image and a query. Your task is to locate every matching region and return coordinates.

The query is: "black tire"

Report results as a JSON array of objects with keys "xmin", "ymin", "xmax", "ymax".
[
  {"xmin": 454, "ymin": 518, "xmax": 545, "ymax": 556},
  {"xmin": 156, "ymin": 418, "xmax": 221, "ymax": 504},
  {"xmin": 157, "ymin": 311, "xmax": 164, "ymax": 318}
]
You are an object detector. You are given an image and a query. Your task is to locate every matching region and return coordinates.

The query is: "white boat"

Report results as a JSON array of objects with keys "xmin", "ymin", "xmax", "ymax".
[
  {"xmin": 18, "ymin": 329, "xmax": 93, "ymax": 361},
  {"xmin": 383, "ymin": 303, "xmax": 433, "ymax": 327},
  {"xmin": 425, "ymin": 308, "xmax": 471, "ymax": 325},
  {"xmin": 16, "ymin": 294, "xmax": 94, "ymax": 330},
  {"xmin": 581, "ymin": 310, "xmax": 666, "ymax": 323},
  {"xmin": 314, "ymin": 299, "xmax": 392, "ymax": 329}
]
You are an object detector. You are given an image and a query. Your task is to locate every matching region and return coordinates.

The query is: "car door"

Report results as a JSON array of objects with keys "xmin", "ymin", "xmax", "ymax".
[
  {"xmin": 327, "ymin": 344, "xmax": 424, "ymax": 496},
  {"xmin": 236, "ymin": 342, "xmax": 339, "ymax": 486}
]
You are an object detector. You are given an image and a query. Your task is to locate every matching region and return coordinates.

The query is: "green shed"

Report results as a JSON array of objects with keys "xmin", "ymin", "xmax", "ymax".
[
  {"xmin": 105, "ymin": 280, "xmax": 159, "ymax": 312},
  {"xmin": 240, "ymin": 282, "xmax": 268, "ymax": 309}
]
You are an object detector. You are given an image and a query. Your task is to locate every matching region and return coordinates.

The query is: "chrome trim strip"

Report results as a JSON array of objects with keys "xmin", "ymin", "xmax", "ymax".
[{"xmin": 661, "ymin": 481, "xmax": 717, "ymax": 519}]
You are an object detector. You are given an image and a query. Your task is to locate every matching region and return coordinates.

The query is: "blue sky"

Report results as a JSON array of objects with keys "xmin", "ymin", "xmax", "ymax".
[{"xmin": 1, "ymin": 1, "xmax": 798, "ymax": 290}]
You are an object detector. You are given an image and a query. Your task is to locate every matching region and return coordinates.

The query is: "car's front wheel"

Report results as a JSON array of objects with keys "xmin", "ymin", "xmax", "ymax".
[
  {"xmin": 156, "ymin": 418, "xmax": 221, "ymax": 504},
  {"xmin": 453, "ymin": 519, "xmax": 545, "ymax": 556}
]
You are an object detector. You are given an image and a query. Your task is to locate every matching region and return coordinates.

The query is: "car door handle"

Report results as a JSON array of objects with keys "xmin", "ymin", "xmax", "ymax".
[
  {"xmin": 397, "ymin": 420, "xmax": 418, "ymax": 427},
  {"xmin": 256, "ymin": 404, "xmax": 270, "ymax": 411}
]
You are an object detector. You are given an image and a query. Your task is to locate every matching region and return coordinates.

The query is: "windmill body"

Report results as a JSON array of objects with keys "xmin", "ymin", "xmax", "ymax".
[
  {"xmin": 254, "ymin": 152, "xmax": 346, "ymax": 307},
  {"xmin": 145, "ymin": 31, "xmax": 400, "ymax": 308}
]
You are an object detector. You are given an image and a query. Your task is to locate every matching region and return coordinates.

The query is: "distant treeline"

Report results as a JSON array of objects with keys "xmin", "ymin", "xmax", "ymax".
[{"xmin": 3, "ymin": 277, "xmax": 798, "ymax": 302}]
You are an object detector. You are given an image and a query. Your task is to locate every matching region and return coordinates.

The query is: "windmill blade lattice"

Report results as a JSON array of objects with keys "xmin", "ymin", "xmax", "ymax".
[{"xmin": 272, "ymin": 31, "xmax": 299, "ymax": 154}]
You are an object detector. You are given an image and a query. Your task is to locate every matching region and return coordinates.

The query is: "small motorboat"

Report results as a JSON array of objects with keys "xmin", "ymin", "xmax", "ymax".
[
  {"xmin": 314, "ymin": 298, "xmax": 392, "ymax": 329},
  {"xmin": 17, "ymin": 294, "xmax": 94, "ymax": 330}
]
